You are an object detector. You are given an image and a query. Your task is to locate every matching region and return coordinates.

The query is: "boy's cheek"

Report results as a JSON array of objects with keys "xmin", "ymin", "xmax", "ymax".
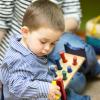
[{"xmin": 50, "ymin": 47, "xmax": 54, "ymax": 53}]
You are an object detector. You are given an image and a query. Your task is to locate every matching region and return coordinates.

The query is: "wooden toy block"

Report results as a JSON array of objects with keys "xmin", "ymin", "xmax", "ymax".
[
  {"xmin": 55, "ymin": 52, "xmax": 85, "ymax": 88},
  {"xmin": 60, "ymin": 52, "xmax": 67, "ymax": 63}
]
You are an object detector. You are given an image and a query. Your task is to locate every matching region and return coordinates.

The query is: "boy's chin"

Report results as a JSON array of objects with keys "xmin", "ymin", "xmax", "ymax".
[
  {"xmin": 36, "ymin": 52, "xmax": 50, "ymax": 57},
  {"xmin": 37, "ymin": 53, "xmax": 47, "ymax": 57}
]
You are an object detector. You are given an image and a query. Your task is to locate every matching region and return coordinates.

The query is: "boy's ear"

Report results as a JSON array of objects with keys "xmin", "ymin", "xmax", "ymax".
[{"xmin": 20, "ymin": 26, "xmax": 29, "ymax": 37}]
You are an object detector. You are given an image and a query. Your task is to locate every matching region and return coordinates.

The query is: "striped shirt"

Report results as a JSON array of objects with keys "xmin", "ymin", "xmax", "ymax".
[
  {"xmin": 1, "ymin": 37, "xmax": 54, "ymax": 100},
  {"xmin": 0, "ymin": 0, "xmax": 82, "ymax": 65}
]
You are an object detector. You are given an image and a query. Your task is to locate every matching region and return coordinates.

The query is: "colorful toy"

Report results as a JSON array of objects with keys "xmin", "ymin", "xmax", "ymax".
[
  {"xmin": 50, "ymin": 51, "xmax": 85, "ymax": 89},
  {"xmin": 52, "ymin": 78, "xmax": 67, "ymax": 100},
  {"xmin": 56, "ymin": 78, "xmax": 67, "ymax": 100},
  {"xmin": 57, "ymin": 52, "xmax": 85, "ymax": 88}
]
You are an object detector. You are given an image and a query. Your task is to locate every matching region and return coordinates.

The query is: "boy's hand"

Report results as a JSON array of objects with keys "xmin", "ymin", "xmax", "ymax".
[
  {"xmin": 48, "ymin": 83, "xmax": 61, "ymax": 100},
  {"xmin": 0, "ymin": 29, "xmax": 7, "ymax": 43}
]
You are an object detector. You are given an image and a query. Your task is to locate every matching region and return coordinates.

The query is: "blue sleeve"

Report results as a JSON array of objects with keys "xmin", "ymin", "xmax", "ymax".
[
  {"xmin": 85, "ymin": 44, "xmax": 99, "ymax": 72},
  {"xmin": 1, "ymin": 58, "xmax": 51, "ymax": 99}
]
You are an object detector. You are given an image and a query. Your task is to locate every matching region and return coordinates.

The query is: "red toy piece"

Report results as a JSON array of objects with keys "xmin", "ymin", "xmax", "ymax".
[
  {"xmin": 56, "ymin": 78, "xmax": 67, "ymax": 100},
  {"xmin": 72, "ymin": 56, "xmax": 77, "ymax": 65},
  {"xmin": 60, "ymin": 52, "xmax": 67, "ymax": 63}
]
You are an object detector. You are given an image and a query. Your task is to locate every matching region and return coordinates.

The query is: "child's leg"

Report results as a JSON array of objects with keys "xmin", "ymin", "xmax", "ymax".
[
  {"xmin": 68, "ymin": 72, "xmax": 86, "ymax": 94},
  {"xmin": 89, "ymin": 62, "xmax": 100, "ymax": 77},
  {"xmin": 85, "ymin": 44, "xmax": 100, "ymax": 77},
  {"xmin": 66, "ymin": 88, "xmax": 91, "ymax": 100}
]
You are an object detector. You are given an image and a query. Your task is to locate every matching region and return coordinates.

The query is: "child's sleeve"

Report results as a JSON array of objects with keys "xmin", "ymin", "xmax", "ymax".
[
  {"xmin": 0, "ymin": 0, "xmax": 14, "ymax": 29},
  {"xmin": 9, "ymin": 76, "xmax": 51, "ymax": 99},
  {"xmin": 1, "ymin": 58, "xmax": 51, "ymax": 99},
  {"xmin": 84, "ymin": 44, "xmax": 100, "ymax": 75},
  {"xmin": 62, "ymin": 0, "xmax": 82, "ymax": 21}
]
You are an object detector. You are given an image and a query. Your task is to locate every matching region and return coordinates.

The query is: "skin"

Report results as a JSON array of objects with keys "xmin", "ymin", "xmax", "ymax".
[
  {"xmin": 0, "ymin": 29, "xmax": 7, "ymax": 43},
  {"xmin": 65, "ymin": 17, "xmax": 79, "ymax": 32},
  {"xmin": 20, "ymin": 26, "xmax": 63, "ymax": 100},
  {"xmin": 20, "ymin": 26, "xmax": 63, "ymax": 57}
]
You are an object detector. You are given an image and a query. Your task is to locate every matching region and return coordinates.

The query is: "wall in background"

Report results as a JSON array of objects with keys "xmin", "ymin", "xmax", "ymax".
[{"xmin": 80, "ymin": 0, "xmax": 100, "ymax": 30}]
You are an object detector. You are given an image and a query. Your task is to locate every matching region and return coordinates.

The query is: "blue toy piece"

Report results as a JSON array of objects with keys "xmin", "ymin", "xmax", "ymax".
[
  {"xmin": 67, "ymin": 66, "xmax": 72, "ymax": 73},
  {"xmin": 55, "ymin": 57, "xmax": 62, "ymax": 70},
  {"xmin": 49, "ymin": 65, "xmax": 57, "ymax": 77}
]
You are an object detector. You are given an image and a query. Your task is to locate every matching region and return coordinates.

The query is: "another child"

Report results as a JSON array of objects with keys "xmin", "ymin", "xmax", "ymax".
[
  {"xmin": 0, "ymin": 0, "xmax": 91, "ymax": 100},
  {"xmin": 48, "ymin": 31, "xmax": 100, "ymax": 93}
]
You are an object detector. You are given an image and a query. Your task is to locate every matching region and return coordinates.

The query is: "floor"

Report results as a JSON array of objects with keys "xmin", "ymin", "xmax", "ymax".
[{"xmin": 83, "ymin": 77, "xmax": 100, "ymax": 100}]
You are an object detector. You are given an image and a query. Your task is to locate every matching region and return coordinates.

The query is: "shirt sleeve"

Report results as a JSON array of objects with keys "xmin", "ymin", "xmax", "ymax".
[
  {"xmin": 0, "ymin": 0, "xmax": 14, "ymax": 29},
  {"xmin": 62, "ymin": 0, "xmax": 82, "ymax": 21},
  {"xmin": 4, "ymin": 58, "xmax": 51, "ymax": 99}
]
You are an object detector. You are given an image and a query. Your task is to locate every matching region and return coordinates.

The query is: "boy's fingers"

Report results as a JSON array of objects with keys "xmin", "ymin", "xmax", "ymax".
[
  {"xmin": 55, "ymin": 90, "xmax": 61, "ymax": 97},
  {"xmin": 56, "ymin": 86, "xmax": 60, "ymax": 90},
  {"xmin": 48, "ymin": 93, "xmax": 56, "ymax": 100},
  {"xmin": 48, "ymin": 89, "xmax": 61, "ymax": 100}
]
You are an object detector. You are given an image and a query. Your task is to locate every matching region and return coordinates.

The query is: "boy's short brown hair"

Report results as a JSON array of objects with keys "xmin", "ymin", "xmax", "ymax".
[{"xmin": 22, "ymin": 0, "xmax": 65, "ymax": 32}]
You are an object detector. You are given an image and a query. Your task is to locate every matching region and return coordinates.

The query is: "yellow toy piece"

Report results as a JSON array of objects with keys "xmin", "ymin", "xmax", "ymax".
[{"xmin": 52, "ymin": 81, "xmax": 61, "ymax": 100}]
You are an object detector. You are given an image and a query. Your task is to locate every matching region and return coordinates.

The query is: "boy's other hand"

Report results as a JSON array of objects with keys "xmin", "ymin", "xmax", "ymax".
[
  {"xmin": 48, "ymin": 84, "xmax": 61, "ymax": 100},
  {"xmin": 0, "ymin": 29, "xmax": 7, "ymax": 43}
]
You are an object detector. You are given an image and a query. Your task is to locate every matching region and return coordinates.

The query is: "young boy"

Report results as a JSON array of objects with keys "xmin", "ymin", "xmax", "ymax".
[
  {"xmin": 0, "ymin": 0, "xmax": 82, "ymax": 93},
  {"xmin": 0, "ymin": 0, "xmax": 90, "ymax": 100}
]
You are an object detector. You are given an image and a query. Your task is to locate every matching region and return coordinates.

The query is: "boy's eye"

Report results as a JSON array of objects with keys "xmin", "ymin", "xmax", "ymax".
[
  {"xmin": 51, "ymin": 42, "xmax": 56, "ymax": 46},
  {"xmin": 40, "ymin": 40, "xmax": 47, "ymax": 44}
]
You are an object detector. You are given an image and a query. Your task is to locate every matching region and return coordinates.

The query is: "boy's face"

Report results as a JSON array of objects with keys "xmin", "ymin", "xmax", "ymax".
[{"xmin": 22, "ymin": 27, "xmax": 62, "ymax": 57}]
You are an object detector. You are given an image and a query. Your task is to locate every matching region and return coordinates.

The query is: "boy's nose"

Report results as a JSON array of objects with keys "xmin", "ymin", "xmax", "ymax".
[{"xmin": 43, "ymin": 45, "xmax": 51, "ymax": 53}]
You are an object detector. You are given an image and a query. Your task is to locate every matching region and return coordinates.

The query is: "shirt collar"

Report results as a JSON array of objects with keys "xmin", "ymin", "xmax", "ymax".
[{"xmin": 10, "ymin": 36, "xmax": 31, "ymax": 56}]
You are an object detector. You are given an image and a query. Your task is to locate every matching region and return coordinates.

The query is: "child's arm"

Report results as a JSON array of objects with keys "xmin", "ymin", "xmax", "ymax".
[
  {"xmin": 8, "ymin": 72, "xmax": 61, "ymax": 100},
  {"xmin": 0, "ymin": 0, "xmax": 15, "ymax": 42},
  {"xmin": 0, "ymin": 29, "xmax": 7, "ymax": 43},
  {"xmin": 8, "ymin": 72, "xmax": 51, "ymax": 99},
  {"xmin": 1, "ymin": 59, "xmax": 52, "ymax": 99}
]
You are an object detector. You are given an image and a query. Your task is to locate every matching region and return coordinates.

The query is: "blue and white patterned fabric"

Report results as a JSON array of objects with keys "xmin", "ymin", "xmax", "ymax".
[{"xmin": 1, "ymin": 37, "xmax": 54, "ymax": 100}]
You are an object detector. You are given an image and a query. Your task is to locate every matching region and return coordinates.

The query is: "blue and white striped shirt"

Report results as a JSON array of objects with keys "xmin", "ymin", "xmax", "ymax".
[{"xmin": 1, "ymin": 37, "xmax": 54, "ymax": 100}]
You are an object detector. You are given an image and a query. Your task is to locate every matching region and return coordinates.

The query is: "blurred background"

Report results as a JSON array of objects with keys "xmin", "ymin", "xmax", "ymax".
[
  {"xmin": 80, "ymin": 0, "xmax": 100, "ymax": 30},
  {"xmin": 79, "ymin": 1, "xmax": 100, "ymax": 99},
  {"xmin": 77, "ymin": 0, "xmax": 100, "ymax": 55}
]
